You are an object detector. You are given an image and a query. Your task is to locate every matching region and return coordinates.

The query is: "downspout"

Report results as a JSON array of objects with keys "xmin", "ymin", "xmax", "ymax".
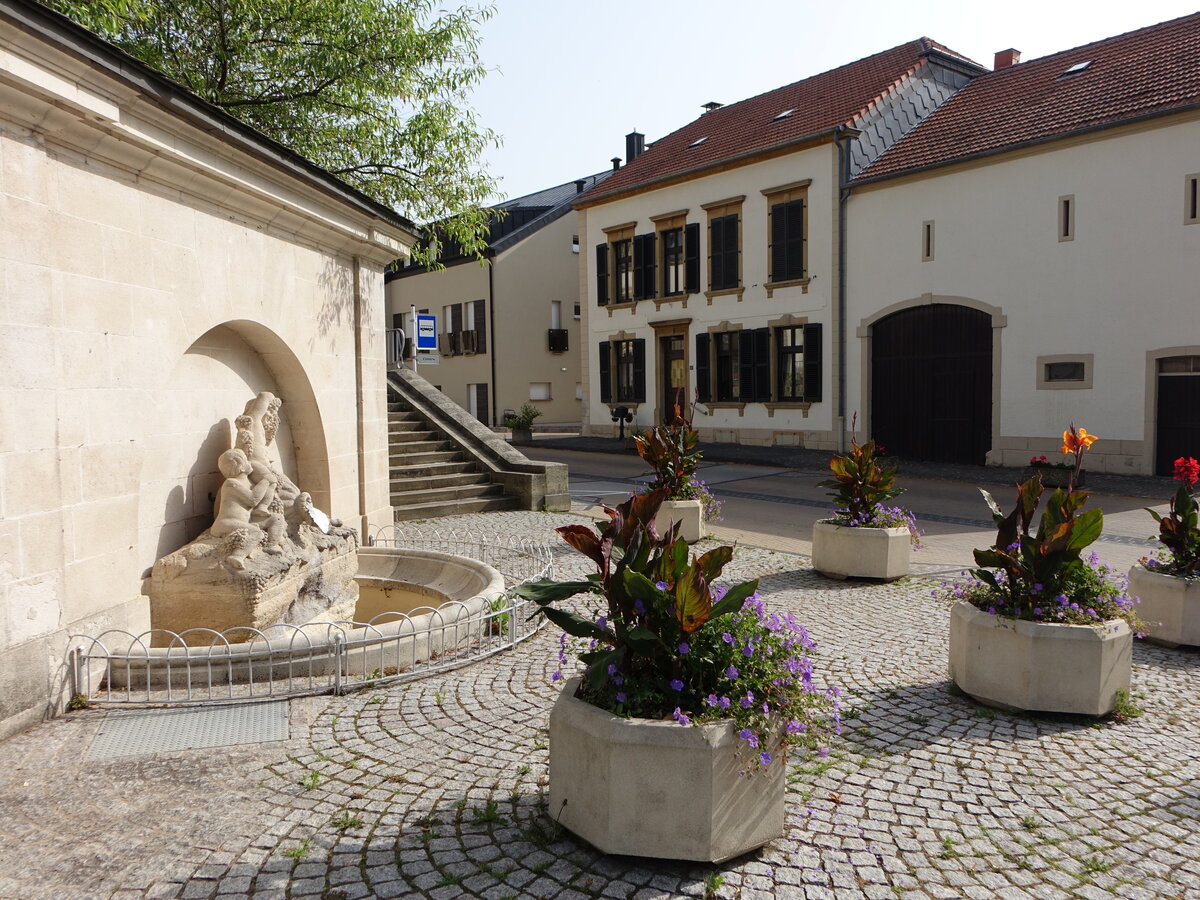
[
  {"xmin": 352, "ymin": 256, "xmax": 368, "ymax": 532},
  {"xmin": 835, "ymin": 126, "xmax": 852, "ymax": 453},
  {"xmin": 487, "ymin": 250, "xmax": 498, "ymax": 426}
]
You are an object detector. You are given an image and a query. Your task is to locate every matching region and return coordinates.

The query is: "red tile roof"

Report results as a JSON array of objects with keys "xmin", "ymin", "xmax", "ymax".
[
  {"xmin": 577, "ymin": 39, "xmax": 979, "ymax": 207},
  {"xmin": 859, "ymin": 12, "xmax": 1200, "ymax": 182}
]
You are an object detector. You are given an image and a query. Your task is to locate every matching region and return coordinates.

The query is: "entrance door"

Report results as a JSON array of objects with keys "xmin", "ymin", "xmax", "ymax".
[
  {"xmin": 871, "ymin": 304, "xmax": 993, "ymax": 464},
  {"xmin": 661, "ymin": 335, "xmax": 686, "ymax": 422},
  {"xmin": 1156, "ymin": 356, "xmax": 1200, "ymax": 475}
]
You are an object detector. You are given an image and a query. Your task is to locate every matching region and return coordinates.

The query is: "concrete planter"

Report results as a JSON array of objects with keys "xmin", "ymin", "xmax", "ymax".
[
  {"xmin": 549, "ymin": 678, "xmax": 784, "ymax": 863},
  {"xmin": 653, "ymin": 498, "xmax": 703, "ymax": 544},
  {"xmin": 1128, "ymin": 564, "xmax": 1200, "ymax": 647},
  {"xmin": 509, "ymin": 426, "xmax": 533, "ymax": 445},
  {"xmin": 1021, "ymin": 465, "xmax": 1084, "ymax": 489},
  {"xmin": 811, "ymin": 519, "xmax": 909, "ymax": 581},
  {"xmin": 948, "ymin": 601, "xmax": 1131, "ymax": 716}
]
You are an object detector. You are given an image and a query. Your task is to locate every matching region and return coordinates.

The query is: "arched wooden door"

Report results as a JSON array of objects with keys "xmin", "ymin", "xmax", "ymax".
[{"xmin": 871, "ymin": 304, "xmax": 993, "ymax": 465}]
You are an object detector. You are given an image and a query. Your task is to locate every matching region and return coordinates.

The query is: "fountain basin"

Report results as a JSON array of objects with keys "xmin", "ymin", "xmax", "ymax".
[{"xmin": 107, "ymin": 547, "xmax": 505, "ymax": 689}]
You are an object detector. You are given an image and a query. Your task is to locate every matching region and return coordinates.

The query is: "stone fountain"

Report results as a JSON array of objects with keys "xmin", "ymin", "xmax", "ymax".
[{"xmin": 148, "ymin": 392, "xmax": 359, "ymax": 645}]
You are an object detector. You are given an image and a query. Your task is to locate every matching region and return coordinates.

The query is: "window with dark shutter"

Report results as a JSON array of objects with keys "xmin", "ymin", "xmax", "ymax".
[
  {"xmin": 631, "ymin": 339, "xmax": 646, "ymax": 402},
  {"xmin": 684, "ymin": 222, "xmax": 700, "ymax": 294},
  {"xmin": 598, "ymin": 341, "xmax": 612, "ymax": 403},
  {"xmin": 776, "ymin": 325, "xmax": 804, "ymax": 400},
  {"xmin": 474, "ymin": 299, "xmax": 486, "ymax": 353},
  {"xmin": 803, "ymin": 323, "xmax": 822, "ymax": 402},
  {"xmin": 714, "ymin": 332, "xmax": 739, "ymax": 401},
  {"xmin": 662, "ymin": 228, "xmax": 683, "ymax": 297},
  {"xmin": 596, "ymin": 244, "xmax": 609, "ymax": 305},
  {"xmin": 632, "ymin": 233, "xmax": 656, "ymax": 300},
  {"xmin": 767, "ymin": 192, "xmax": 807, "ymax": 283},
  {"xmin": 695, "ymin": 333, "xmax": 711, "ymax": 402},
  {"xmin": 709, "ymin": 214, "xmax": 740, "ymax": 290},
  {"xmin": 613, "ymin": 239, "xmax": 634, "ymax": 302}
]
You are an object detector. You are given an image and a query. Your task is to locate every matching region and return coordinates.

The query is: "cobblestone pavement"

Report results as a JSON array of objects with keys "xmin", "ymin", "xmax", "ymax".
[{"xmin": 2, "ymin": 511, "xmax": 1199, "ymax": 900}]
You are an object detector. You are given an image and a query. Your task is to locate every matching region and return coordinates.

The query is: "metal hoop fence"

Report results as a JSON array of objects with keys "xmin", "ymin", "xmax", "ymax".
[{"xmin": 68, "ymin": 530, "xmax": 555, "ymax": 707}]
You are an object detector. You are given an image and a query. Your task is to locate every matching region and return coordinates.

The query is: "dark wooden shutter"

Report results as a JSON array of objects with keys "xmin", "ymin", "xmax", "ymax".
[
  {"xmin": 770, "ymin": 202, "xmax": 786, "ymax": 282},
  {"xmin": 474, "ymin": 383, "xmax": 489, "ymax": 425},
  {"xmin": 695, "ymin": 333, "xmax": 710, "ymax": 402},
  {"xmin": 787, "ymin": 200, "xmax": 806, "ymax": 279},
  {"xmin": 598, "ymin": 341, "xmax": 612, "ymax": 403},
  {"xmin": 632, "ymin": 339, "xmax": 646, "ymax": 403},
  {"xmin": 474, "ymin": 299, "xmax": 486, "ymax": 353},
  {"xmin": 724, "ymin": 216, "xmax": 739, "ymax": 287},
  {"xmin": 684, "ymin": 222, "xmax": 700, "ymax": 293},
  {"xmin": 754, "ymin": 327, "xmax": 770, "ymax": 401},
  {"xmin": 451, "ymin": 303, "xmax": 463, "ymax": 333},
  {"xmin": 803, "ymin": 323, "xmax": 822, "ymax": 402},
  {"xmin": 709, "ymin": 219, "xmax": 724, "ymax": 290},
  {"xmin": 632, "ymin": 233, "xmax": 656, "ymax": 300},
  {"xmin": 738, "ymin": 330, "xmax": 755, "ymax": 402},
  {"xmin": 595, "ymin": 243, "xmax": 609, "ymax": 305}
]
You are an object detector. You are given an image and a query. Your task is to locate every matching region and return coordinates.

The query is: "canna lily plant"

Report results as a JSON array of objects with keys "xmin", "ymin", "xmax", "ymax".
[
  {"xmin": 1144, "ymin": 456, "xmax": 1200, "ymax": 577},
  {"xmin": 635, "ymin": 391, "xmax": 721, "ymax": 521},
  {"xmin": 943, "ymin": 424, "xmax": 1139, "ymax": 626},
  {"xmin": 818, "ymin": 417, "xmax": 920, "ymax": 546},
  {"xmin": 515, "ymin": 489, "xmax": 838, "ymax": 768}
]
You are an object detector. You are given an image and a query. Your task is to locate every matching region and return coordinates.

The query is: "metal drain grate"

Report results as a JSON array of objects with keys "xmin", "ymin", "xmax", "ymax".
[{"xmin": 87, "ymin": 700, "xmax": 289, "ymax": 759}]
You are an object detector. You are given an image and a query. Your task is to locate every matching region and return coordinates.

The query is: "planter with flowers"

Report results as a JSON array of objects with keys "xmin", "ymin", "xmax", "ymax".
[
  {"xmin": 634, "ymin": 397, "xmax": 721, "ymax": 543},
  {"xmin": 1130, "ymin": 455, "xmax": 1200, "ymax": 647},
  {"xmin": 504, "ymin": 403, "xmax": 542, "ymax": 444},
  {"xmin": 1022, "ymin": 454, "xmax": 1085, "ymax": 489},
  {"xmin": 812, "ymin": 431, "xmax": 920, "ymax": 581},
  {"xmin": 514, "ymin": 490, "xmax": 838, "ymax": 862},
  {"xmin": 944, "ymin": 425, "xmax": 1140, "ymax": 715}
]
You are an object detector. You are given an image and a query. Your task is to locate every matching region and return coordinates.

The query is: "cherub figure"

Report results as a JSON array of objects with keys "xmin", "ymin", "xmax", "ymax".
[{"xmin": 211, "ymin": 449, "xmax": 285, "ymax": 570}]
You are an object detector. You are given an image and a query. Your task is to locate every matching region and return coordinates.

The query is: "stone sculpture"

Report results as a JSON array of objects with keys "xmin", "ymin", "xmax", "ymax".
[{"xmin": 148, "ymin": 392, "xmax": 359, "ymax": 644}]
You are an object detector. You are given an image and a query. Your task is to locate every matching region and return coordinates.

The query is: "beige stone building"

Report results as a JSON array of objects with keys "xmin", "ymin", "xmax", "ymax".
[
  {"xmin": 0, "ymin": 1, "xmax": 413, "ymax": 739},
  {"xmin": 386, "ymin": 171, "xmax": 611, "ymax": 427}
]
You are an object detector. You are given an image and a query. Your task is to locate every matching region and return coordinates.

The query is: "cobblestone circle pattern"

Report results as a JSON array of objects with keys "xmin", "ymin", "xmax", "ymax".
[{"xmin": 1, "ymin": 511, "xmax": 1198, "ymax": 900}]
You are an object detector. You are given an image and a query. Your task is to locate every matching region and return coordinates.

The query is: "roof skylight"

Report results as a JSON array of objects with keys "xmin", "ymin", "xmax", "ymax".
[
  {"xmin": 687, "ymin": 136, "xmax": 708, "ymax": 148},
  {"xmin": 1062, "ymin": 60, "xmax": 1093, "ymax": 76},
  {"xmin": 772, "ymin": 108, "xmax": 795, "ymax": 121}
]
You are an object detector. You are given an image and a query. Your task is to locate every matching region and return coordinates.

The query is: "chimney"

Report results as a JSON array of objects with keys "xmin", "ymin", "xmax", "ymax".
[
  {"xmin": 625, "ymin": 131, "xmax": 645, "ymax": 163},
  {"xmin": 994, "ymin": 48, "xmax": 1021, "ymax": 69},
  {"xmin": 575, "ymin": 179, "xmax": 586, "ymax": 194},
  {"xmin": 611, "ymin": 157, "xmax": 621, "ymax": 171},
  {"xmin": 702, "ymin": 101, "xmax": 723, "ymax": 113}
]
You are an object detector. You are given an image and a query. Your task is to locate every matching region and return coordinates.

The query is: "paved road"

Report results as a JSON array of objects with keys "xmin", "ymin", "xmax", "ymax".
[{"xmin": 521, "ymin": 446, "xmax": 1164, "ymax": 580}]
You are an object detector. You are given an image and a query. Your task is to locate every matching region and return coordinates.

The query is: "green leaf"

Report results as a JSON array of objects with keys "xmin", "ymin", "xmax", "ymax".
[
  {"xmin": 583, "ymin": 648, "xmax": 622, "ymax": 690},
  {"xmin": 709, "ymin": 579, "xmax": 759, "ymax": 619},
  {"xmin": 693, "ymin": 545, "xmax": 733, "ymax": 581},
  {"xmin": 980, "ymin": 489, "xmax": 1004, "ymax": 522},
  {"xmin": 624, "ymin": 625, "xmax": 664, "ymax": 651},
  {"xmin": 675, "ymin": 567, "xmax": 712, "ymax": 634},
  {"xmin": 511, "ymin": 579, "xmax": 595, "ymax": 605},
  {"xmin": 1066, "ymin": 508, "xmax": 1103, "ymax": 550}
]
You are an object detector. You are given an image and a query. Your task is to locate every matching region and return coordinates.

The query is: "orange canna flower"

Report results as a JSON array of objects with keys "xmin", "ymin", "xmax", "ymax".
[{"xmin": 1061, "ymin": 425, "xmax": 1098, "ymax": 454}]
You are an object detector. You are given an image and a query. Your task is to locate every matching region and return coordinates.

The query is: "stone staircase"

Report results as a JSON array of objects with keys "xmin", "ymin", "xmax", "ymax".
[{"xmin": 388, "ymin": 396, "xmax": 519, "ymax": 520}]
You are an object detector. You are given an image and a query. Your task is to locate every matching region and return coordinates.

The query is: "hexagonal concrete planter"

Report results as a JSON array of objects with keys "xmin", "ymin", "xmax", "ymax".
[
  {"xmin": 549, "ymin": 678, "xmax": 784, "ymax": 863},
  {"xmin": 948, "ymin": 601, "xmax": 1132, "ymax": 716},
  {"xmin": 811, "ymin": 519, "xmax": 909, "ymax": 581},
  {"xmin": 1128, "ymin": 564, "xmax": 1200, "ymax": 647},
  {"xmin": 653, "ymin": 499, "xmax": 703, "ymax": 544}
]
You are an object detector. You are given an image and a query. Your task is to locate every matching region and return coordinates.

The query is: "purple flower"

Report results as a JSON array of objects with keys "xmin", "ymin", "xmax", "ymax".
[
  {"xmin": 718, "ymin": 696, "xmax": 731, "ymax": 709},
  {"xmin": 742, "ymin": 644, "xmax": 755, "ymax": 658},
  {"xmin": 737, "ymin": 728, "xmax": 759, "ymax": 749},
  {"xmin": 615, "ymin": 692, "xmax": 626, "ymax": 704},
  {"xmin": 595, "ymin": 615, "xmax": 607, "ymax": 629},
  {"xmin": 725, "ymin": 666, "xmax": 739, "ymax": 679},
  {"xmin": 607, "ymin": 664, "xmax": 617, "ymax": 676},
  {"xmin": 655, "ymin": 581, "xmax": 668, "ymax": 591},
  {"xmin": 739, "ymin": 691, "xmax": 754, "ymax": 709},
  {"xmin": 786, "ymin": 719, "xmax": 806, "ymax": 735},
  {"xmin": 670, "ymin": 679, "xmax": 684, "ymax": 691},
  {"xmin": 672, "ymin": 707, "xmax": 690, "ymax": 726},
  {"xmin": 633, "ymin": 598, "xmax": 645, "ymax": 616},
  {"xmin": 760, "ymin": 751, "xmax": 772, "ymax": 766},
  {"xmin": 706, "ymin": 694, "xmax": 719, "ymax": 707},
  {"xmin": 817, "ymin": 747, "xmax": 829, "ymax": 758},
  {"xmin": 612, "ymin": 675, "xmax": 623, "ymax": 686},
  {"xmin": 551, "ymin": 671, "xmax": 561, "ymax": 683},
  {"xmin": 678, "ymin": 642, "xmax": 690, "ymax": 654},
  {"xmin": 722, "ymin": 632, "xmax": 733, "ymax": 644}
]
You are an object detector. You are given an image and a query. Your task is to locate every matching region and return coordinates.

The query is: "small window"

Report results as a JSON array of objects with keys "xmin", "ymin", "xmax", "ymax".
[
  {"xmin": 1186, "ymin": 175, "xmax": 1199, "ymax": 225},
  {"xmin": 661, "ymin": 227, "xmax": 684, "ymax": 296},
  {"xmin": 529, "ymin": 382, "xmax": 551, "ymax": 401},
  {"xmin": 572, "ymin": 234, "xmax": 580, "ymax": 253},
  {"xmin": 1061, "ymin": 60, "xmax": 1092, "ymax": 76},
  {"xmin": 551, "ymin": 301, "xmax": 562, "ymax": 330},
  {"xmin": 1046, "ymin": 362, "xmax": 1084, "ymax": 382},
  {"xmin": 688, "ymin": 136, "xmax": 708, "ymax": 148},
  {"xmin": 573, "ymin": 302, "xmax": 581, "ymax": 319},
  {"xmin": 1159, "ymin": 356, "xmax": 1200, "ymax": 374},
  {"xmin": 613, "ymin": 238, "xmax": 633, "ymax": 302},
  {"xmin": 772, "ymin": 109, "xmax": 794, "ymax": 121},
  {"xmin": 1036, "ymin": 354, "xmax": 1093, "ymax": 390},
  {"xmin": 714, "ymin": 332, "xmax": 740, "ymax": 401},
  {"xmin": 1059, "ymin": 195, "xmax": 1075, "ymax": 241},
  {"xmin": 575, "ymin": 382, "xmax": 583, "ymax": 400},
  {"xmin": 922, "ymin": 220, "xmax": 935, "ymax": 261}
]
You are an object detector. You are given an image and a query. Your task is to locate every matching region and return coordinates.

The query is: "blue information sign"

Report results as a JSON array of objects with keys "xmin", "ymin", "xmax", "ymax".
[{"xmin": 415, "ymin": 314, "xmax": 437, "ymax": 350}]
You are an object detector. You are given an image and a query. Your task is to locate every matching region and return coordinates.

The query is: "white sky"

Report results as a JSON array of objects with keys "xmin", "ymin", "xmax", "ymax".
[{"xmin": 470, "ymin": 0, "xmax": 1200, "ymax": 202}]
